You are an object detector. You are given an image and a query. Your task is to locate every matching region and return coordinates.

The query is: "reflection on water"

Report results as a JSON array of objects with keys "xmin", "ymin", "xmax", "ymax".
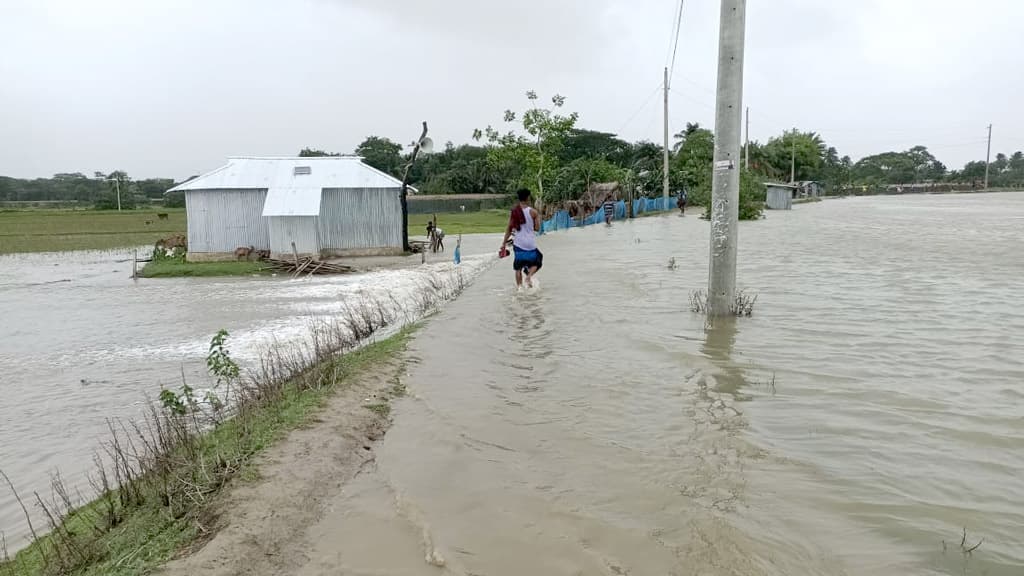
[{"xmin": 326, "ymin": 193, "xmax": 1023, "ymax": 575}]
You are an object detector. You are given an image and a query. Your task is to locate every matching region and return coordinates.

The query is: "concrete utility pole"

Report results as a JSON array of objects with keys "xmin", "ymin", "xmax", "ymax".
[
  {"xmin": 790, "ymin": 136, "xmax": 796, "ymax": 183},
  {"xmin": 744, "ymin": 106, "xmax": 750, "ymax": 169},
  {"xmin": 663, "ymin": 66, "xmax": 671, "ymax": 200},
  {"xmin": 707, "ymin": 0, "xmax": 746, "ymax": 317},
  {"xmin": 984, "ymin": 123, "xmax": 992, "ymax": 189},
  {"xmin": 106, "ymin": 174, "xmax": 122, "ymax": 211}
]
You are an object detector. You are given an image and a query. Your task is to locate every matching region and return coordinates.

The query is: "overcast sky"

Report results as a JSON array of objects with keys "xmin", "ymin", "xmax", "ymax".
[{"xmin": 1, "ymin": 0, "xmax": 1020, "ymax": 180}]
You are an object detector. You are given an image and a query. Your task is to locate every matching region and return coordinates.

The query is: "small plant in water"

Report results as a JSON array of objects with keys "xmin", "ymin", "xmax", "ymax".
[
  {"xmin": 731, "ymin": 289, "xmax": 757, "ymax": 317},
  {"xmin": 689, "ymin": 288, "xmax": 758, "ymax": 317},
  {"xmin": 158, "ymin": 388, "xmax": 187, "ymax": 416},
  {"xmin": 943, "ymin": 527, "xmax": 983, "ymax": 555},
  {"xmin": 159, "ymin": 330, "xmax": 239, "ymax": 415},
  {"xmin": 207, "ymin": 329, "xmax": 240, "ymax": 391}
]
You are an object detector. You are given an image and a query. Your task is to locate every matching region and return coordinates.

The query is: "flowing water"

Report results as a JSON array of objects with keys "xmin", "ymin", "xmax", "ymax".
[
  {"xmin": 2, "ymin": 194, "xmax": 1023, "ymax": 574},
  {"xmin": 320, "ymin": 193, "xmax": 1024, "ymax": 576},
  {"xmin": 0, "ymin": 243, "xmax": 493, "ymax": 551}
]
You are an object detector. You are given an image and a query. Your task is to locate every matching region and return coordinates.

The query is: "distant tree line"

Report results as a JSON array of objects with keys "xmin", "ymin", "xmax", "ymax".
[
  {"xmin": 305, "ymin": 92, "xmax": 1023, "ymax": 219},
  {"xmin": 0, "ymin": 171, "xmax": 181, "ymax": 209},
  {"xmin": 4, "ymin": 91, "xmax": 1020, "ymax": 213}
]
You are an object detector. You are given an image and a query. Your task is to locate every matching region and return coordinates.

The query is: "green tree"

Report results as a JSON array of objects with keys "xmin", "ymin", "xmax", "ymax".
[
  {"xmin": 551, "ymin": 158, "xmax": 626, "ymax": 203},
  {"xmin": 298, "ymin": 148, "xmax": 341, "ymax": 157},
  {"xmin": 696, "ymin": 168, "xmax": 764, "ymax": 221},
  {"xmin": 409, "ymin": 144, "xmax": 503, "ymax": 195},
  {"xmin": 959, "ymin": 160, "xmax": 987, "ymax": 181},
  {"xmin": 738, "ymin": 169, "xmax": 766, "ymax": 221},
  {"xmin": 761, "ymin": 130, "xmax": 826, "ymax": 182},
  {"xmin": 853, "ymin": 151, "xmax": 915, "ymax": 185},
  {"xmin": 136, "ymin": 178, "xmax": 176, "ymax": 199},
  {"xmin": 94, "ymin": 170, "xmax": 136, "ymax": 210},
  {"xmin": 474, "ymin": 90, "xmax": 579, "ymax": 204},
  {"xmin": 1010, "ymin": 151, "xmax": 1024, "ymax": 172},
  {"xmin": 671, "ymin": 123, "xmax": 714, "ymax": 204},
  {"xmin": 560, "ymin": 129, "xmax": 632, "ymax": 165},
  {"xmin": 355, "ymin": 136, "xmax": 403, "ymax": 177}
]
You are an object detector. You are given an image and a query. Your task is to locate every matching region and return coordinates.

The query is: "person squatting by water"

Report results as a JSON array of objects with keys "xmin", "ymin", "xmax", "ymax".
[{"xmin": 501, "ymin": 188, "xmax": 543, "ymax": 289}]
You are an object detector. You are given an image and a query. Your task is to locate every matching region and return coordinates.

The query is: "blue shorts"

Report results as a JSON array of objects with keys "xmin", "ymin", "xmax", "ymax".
[{"xmin": 513, "ymin": 247, "xmax": 543, "ymax": 271}]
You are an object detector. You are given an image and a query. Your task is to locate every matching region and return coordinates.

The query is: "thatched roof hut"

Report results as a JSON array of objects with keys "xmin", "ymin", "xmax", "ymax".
[{"xmin": 586, "ymin": 182, "xmax": 622, "ymax": 206}]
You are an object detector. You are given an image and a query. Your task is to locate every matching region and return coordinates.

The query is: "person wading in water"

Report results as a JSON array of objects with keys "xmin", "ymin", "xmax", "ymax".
[{"xmin": 501, "ymin": 188, "xmax": 542, "ymax": 289}]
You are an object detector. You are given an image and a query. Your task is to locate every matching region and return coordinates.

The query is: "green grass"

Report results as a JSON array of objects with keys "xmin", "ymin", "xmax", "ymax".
[
  {"xmin": 0, "ymin": 209, "xmax": 186, "ymax": 254},
  {"xmin": 411, "ymin": 209, "xmax": 509, "ymax": 235},
  {"xmin": 0, "ymin": 326, "xmax": 417, "ymax": 576},
  {"xmin": 0, "ymin": 208, "xmax": 506, "ymax": 255},
  {"xmin": 139, "ymin": 259, "xmax": 267, "ymax": 278}
]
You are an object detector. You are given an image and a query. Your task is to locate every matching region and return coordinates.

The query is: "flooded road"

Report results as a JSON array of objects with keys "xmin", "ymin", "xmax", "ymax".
[
  {"xmin": 0, "ymin": 241, "xmax": 494, "ymax": 550},
  {"xmin": 324, "ymin": 193, "xmax": 1023, "ymax": 575}
]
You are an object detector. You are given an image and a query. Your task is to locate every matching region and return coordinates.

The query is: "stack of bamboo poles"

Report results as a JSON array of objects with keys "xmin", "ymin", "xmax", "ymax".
[
  {"xmin": 262, "ymin": 257, "xmax": 353, "ymax": 277},
  {"xmin": 263, "ymin": 242, "xmax": 354, "ymax": 277}
]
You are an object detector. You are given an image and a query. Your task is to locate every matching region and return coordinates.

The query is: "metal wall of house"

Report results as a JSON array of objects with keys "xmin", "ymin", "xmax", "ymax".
[
  {"xmin": 318, "ymin": 187, "xmax": 402, "ymax": 250},
  {"xmin": 268, "ymin": 216, "xmax": 320, "ymax": 256},
  {"xmin": 766, "ymin": 187, "xmax": 793, "ymax": 210},
  {"xmin": 185, "ymin": 189, "xmax": 270, "ymax": 252}
]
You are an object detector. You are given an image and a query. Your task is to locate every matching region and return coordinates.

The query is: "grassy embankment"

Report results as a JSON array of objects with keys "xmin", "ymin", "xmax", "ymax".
[
  {"xmin": 138, "ymin": 260, "xmax": 266, "ymax": 278},
  {"xmin": 0, "ymin": 325, "xmax": 419, "ymax": 576}
]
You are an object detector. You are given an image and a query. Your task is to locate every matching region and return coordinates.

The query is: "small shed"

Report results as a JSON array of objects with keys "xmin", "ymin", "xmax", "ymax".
[
  {"xmin": 168, "ymin": 157, "xmax": 405, "ymax": 261},
  {"xmin": 765, "ymin": 182, "xmax": 796, "ymax": 210},
  {"xmin": 796, "ymin": 180, "xmax": 824, "ymax": 198}
]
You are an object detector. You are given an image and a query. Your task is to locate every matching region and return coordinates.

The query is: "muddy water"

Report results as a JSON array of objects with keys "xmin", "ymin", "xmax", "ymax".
[
  {"xmin": 327, "ymin": 193, "xmax": 1023, "ymax": 575},
  {"xmin": 0, "ymin": 241, "xmax": 494, "ymax": 550}
]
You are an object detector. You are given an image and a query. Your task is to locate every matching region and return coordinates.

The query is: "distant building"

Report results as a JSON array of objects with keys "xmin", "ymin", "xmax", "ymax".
[
  {"xmin": 796, "ymin": 180, "xmax": 824, "ymax": 198},
  {"xmin": 765, "ymin": 182, "xmax": 796, "ymax": 210},
  {"xmin": 168, "ymin": 156, "xmax": 405, "ymax": 261}
]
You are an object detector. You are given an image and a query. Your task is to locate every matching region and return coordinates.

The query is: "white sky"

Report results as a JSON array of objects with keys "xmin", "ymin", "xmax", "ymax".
[{"xmin": 1, "ymin": 0, "xmax": 1020, "ymax": 179}]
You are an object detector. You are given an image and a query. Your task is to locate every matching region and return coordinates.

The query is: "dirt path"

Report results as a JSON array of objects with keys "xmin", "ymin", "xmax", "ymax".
[{"xmin": 157, "ymin": 356, "xmax": 406, "ymax": 576}]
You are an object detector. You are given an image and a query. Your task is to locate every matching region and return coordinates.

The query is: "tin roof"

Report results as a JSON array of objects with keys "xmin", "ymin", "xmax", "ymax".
[{"xmin": 168, "ymin": 156, "xmax": 405, "ymax": 193}]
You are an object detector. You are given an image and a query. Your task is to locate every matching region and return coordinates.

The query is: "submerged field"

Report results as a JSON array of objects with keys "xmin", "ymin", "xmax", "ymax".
[
  {"xmin": 0, "ymin": 209, "xmax": 186, "ymax": 254},
  {"xmin": 0, "ymin": 208, "xmax": 507, "ymax": 255}
]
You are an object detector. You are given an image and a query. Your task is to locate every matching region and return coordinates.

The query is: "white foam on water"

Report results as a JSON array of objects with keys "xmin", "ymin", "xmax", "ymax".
[{"xmin": 93, "ymin": 256, "xmax": 494, "ymax": 364}]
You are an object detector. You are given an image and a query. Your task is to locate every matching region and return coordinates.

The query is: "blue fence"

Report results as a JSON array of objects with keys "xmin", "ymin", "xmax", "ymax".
[{"xmin": 540, "ymin": 196, "xmax": 676, "ymax": 234}]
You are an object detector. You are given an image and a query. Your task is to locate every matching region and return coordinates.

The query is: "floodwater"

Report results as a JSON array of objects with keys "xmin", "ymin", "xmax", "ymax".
[
  {"xmin": 0, "ymin": 241, "xmax": 494, "ymax": 550},
  {"xmin": 323, "ymin": 193, "xmax": 1024, "ymax": 575}
]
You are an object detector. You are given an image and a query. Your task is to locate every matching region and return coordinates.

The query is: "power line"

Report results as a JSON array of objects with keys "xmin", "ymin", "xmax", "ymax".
[
  {"xmin": 669, "ymin": 88, "xmax": 715, "ymax": 111},
  {"xmin": 615, "ymin": 82, "xmax": 664, "ymax": 135},
  {"xmin": 666, "ymin": 0, "xmax": 686, "ymax": 89}
]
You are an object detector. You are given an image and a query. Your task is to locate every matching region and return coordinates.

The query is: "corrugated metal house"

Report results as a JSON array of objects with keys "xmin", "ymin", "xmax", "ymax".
[
  {"xmin": 765, "ymin": 182, "xmax": 796, "ymax": 210},
  {"xmin": 168, "ymin": 157, "xmax": 405, "ymax": 261}
]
